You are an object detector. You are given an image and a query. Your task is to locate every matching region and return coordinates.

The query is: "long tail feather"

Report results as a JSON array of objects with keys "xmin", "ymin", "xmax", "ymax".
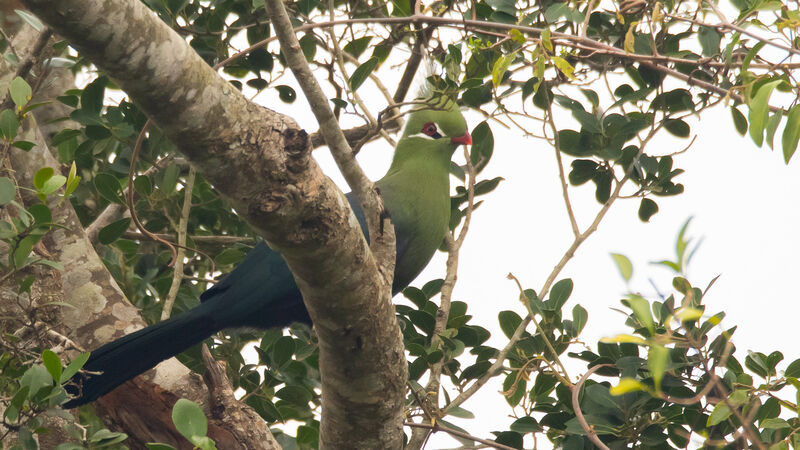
[{"xmin": 63, "ymin": 307, "xmax": 220, "ymax": 408}]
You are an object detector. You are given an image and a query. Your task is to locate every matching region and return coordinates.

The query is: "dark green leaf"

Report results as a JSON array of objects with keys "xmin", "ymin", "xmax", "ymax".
[
  {"xmin": 663, "ymin": 119, "xmax": 690, "ymax": 138},
  {"xmin": 731, "ymin": 106, "xmax": 747, "ymax": 135},
  {"xmin": 697, "ymin": 26, "xmax": 721, "ymax": 56},
  {"xmin": 11, "ymin": 140, "xmax": 35, "ymax": 151},
  {"xmin": 638, "ymin": 198, "xmax": 658, "ymax": 222},
  {"xmin": 248, "ymin": 48, "xmax": 274, "ymax": 72},
  {"xmin": 276, "ymin": 85, "xmax": 296, "ymax": 103},
  {"xmin": 549, "ymin": 279, "xmax": 573, "ymax": 310},
  {"xmin": 785, "ymin": 358, "xmax": 800, "ymax": 378},
  {"xmin": 272, "ymin": 336, "xmax": 295, "ymax": 367},
  {"xmin": 94, "ymin": 173, "xmax": 124, "ymax": 204},
  {"xmin": 568, "ymin": 160, "xmax": 597, "ymax": 185},
  {"xmin": 343, "ymin": 37, "xmax": 373, "ymax": 59},
  {"xmin": 81, "ymin": 76, "xmax": 108, "ymax": 114},
  {"xmin": 572, "ymin": 304, "xmax": 588, "ymax": 335},
  {"xmin": 349, "ymin": 57, "xmax": 379, "ymax": 92},
  {"xmin": 510, "ymin": 416, "xmax": 542, "ymax": 433},
  {"xmin": 98, "ymin": 218, "xmax": 131, "ymax": 245},
  {"xmin": 782, "ymin": 104, "xmax": 800, "ymax": 163},
  {"xmin": 461, "ymin": 361, "xmax": 492, "ymax": 380},
  {"xmin": 498, "ymin": 310, "xmax": 522, "ymax": 339},
  {"xmin": 470, "ymin": 121, "xmax": 494, "ymax": 173}
]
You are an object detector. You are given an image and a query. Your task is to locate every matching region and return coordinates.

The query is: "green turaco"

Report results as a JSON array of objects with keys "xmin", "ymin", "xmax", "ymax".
[{"xmin": 64, "ymin": 96, "xmax": 471, "ymax": 408}]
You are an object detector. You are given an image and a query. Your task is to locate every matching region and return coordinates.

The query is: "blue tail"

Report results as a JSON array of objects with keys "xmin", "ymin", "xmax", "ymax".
[{"xmin": 63, "ymin": 304, "xmax": 221, "ymax": 408}]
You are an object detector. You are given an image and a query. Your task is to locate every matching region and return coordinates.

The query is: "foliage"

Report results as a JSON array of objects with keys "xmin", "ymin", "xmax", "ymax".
[{"xmin": 1, "ymin": 0, "xmax": 799, "ymax": 447}]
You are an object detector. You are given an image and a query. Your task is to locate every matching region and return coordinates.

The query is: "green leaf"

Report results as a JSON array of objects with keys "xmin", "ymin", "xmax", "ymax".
[
  {"xmin": 81, "ymin": 76, "xmax": 108, "ymax": 114},
  {"xmin": 697, "ymin": 26, "xmax": 721, "ymax": 56},
  {"xmin": 40, "ymin": 175, "xmax": 67, "ymax": 196},
  {"xmin": 785, "ymin": 358, "xmax": 800, "ymax": 378},
  {"xmin": 275, "ymin": 85, "xmax": 296, "ymax": 103},
  {"xmin": 707, "ymin": 402, "xmax": 731, "ymax": 426},
  {"xmin": 610, "ymin": 253, "xmax": 633, "ymax": 281},
  {"xmin": 0, "ymin": 177, "xmax": 16, "ymax": 205},
  {"xmin": 663, "ymin": 118, "xmax": 690, "ymax": 138},
  {"xmin": 548, "ymin": 278, "xmax": 573, "ymax": 310},
  {"xmin": 765, "ymin": 111, "xmax": 782, "ymax": 149},
  {"xmin": 748, "ymin": 80, "xmax": 783, "ymax": 147},
  {"xmin": 94, "ymin": 173, "xmax": 124, "ymax": 204},
  {"xmin": 782, "ymin": 104, "xmax": 800, "ymax": 163},
  {"xmin": 272, "ymin": 336, "xmax": 295, "ymax": 367},
  {"xmin": 571, "ymin": 304, "xmax": 588, "ymax": 335},
  {"xmin": 447, "ymin": 406, "xmax": 475, "ymax": 418},
  {"xmin": 61, "ymin": 352, "xmax": 90, "ymax": 384},
  {"xmin": 0, "ymin": 109, "xmax": 19, "ymax": 140},
  {"xmin": 65, "ymin": 162, "xmax": 80, "ymax": 197},
  {"xmin": 624, "ymin": 294, "xmax": 655, "ymax": 334},
  {"xmin": 33, "ymin": 167, "xmax": 54, "ymax": 191},
  {"xmin": 98, "ymin": 218, "xmax": 131, "ymax": 245},
  {"xmin": 12, "ymin": 140, "xmax": 35, "ymax": 151},
  {"xmin": 349, "ymin": 57, "xmax": 379, "ymax": 92},
  {"xmin": 9, "ymin": 77, "xmax": 32, "ymax": 109},
  {"xmin": 160, "ymin": 164, "xmax": 180, "ymax": 194},
  {"xmin": 172, "ymin": 398, "xmax": 208, "ymax": 442},
  {"xmin": 42, "ymin": 349, "xmax": 62, "ymax": 382},
  {"xmin": 491, "ymin": 52, "xmax": 515, "ymax": 87},
  {"xmin": 498, "ymin": 310, "xmax": 522, "ymax": 339},
  {"xmin": 638, "ymin": 197, "xmax": 658, "ymax": 222},
  {"xmin": 730, "ymin": 106, "xmax": 747, "ymax": 135},
  {"xmin": 470, "ymin": 121, "xmax": 494, "ymax": 173},
  {"xmin": 13, "ymin": 235, "xmax": 38, "ymax": 268},
  {"xmin": 20, "ymin": 365, "xmax": 52, "ymax": 398},
  {"xmin": 510, "ymin": 416, "xmax": 542, "ymax": 433},
  {"xmin": 647, "ymin": 345, "xmax": 668, "ymax": 391},
  {"xmin": 343, "ymin": 37, "xmax": 373, "ymax": 59}
]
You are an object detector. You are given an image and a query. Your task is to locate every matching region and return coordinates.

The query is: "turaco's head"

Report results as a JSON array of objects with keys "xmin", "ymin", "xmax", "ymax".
[{"xmin": 401, "ymin": 96, "xmax": 472, "ymax": 148}]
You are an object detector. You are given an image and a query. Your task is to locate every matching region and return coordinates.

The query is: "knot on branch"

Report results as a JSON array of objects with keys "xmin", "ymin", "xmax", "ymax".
[{"xmin": 282, "ymin": 127, "xmax": 310, "ymax": 173}]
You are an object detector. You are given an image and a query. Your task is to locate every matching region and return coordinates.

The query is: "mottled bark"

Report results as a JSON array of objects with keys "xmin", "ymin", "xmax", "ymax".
[
  {"xmin": 17, "ymin": 0, "xmax": 408, "ymax": 447},
  {"xmin": 0, "ymin": 25, "xmax": 279, "ymax": 448}
]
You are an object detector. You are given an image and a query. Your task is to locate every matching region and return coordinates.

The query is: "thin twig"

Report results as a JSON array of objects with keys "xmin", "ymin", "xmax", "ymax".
[
  {"xmin": 572, "ymin": 364, "xmax": 612, "ymax": 450},
  {"xmin": 546, "ymin": 103, "xmax": 579, "ymax": 237},
  {"xmin": 161, "ymin": 167, "xmax": 195, "ymax": 320},
  {"xmin": 404, "ymin": 422, "xmax": 519, "ymax": 450}
]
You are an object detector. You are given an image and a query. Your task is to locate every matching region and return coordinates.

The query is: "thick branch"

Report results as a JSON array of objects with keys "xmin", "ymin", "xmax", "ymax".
[
  {"xmin": 21, "ymin": 0, "xmax": 405, "ymax": 447},
  {"xmin": 265, "ymin": 0, "xmax": 406, "ymax": 447}
]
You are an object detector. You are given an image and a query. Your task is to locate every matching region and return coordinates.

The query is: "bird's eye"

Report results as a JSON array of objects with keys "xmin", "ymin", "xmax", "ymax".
[{"xmin": 421, "ymin": 122, "xmax": 442, "ymax": 138}]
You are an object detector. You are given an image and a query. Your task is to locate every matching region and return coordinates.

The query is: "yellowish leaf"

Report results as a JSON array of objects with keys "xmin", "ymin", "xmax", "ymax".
[
  {"xmin": 551, "ymin": 56, "xmax": 575, "ymax": 80},
  {"xmin": 624, "ymin": 22, "xmax": 638, "ymax": 53}
]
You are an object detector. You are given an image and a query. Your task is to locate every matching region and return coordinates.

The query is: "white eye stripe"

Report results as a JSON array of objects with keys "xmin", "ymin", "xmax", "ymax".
[{"xmin": 408, "ymin": 132, "xmax": 437, "ymax": 140}]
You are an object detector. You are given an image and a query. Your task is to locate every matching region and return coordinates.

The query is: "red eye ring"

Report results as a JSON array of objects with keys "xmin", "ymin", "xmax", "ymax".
[{"xmin": 421, "ymin": 122, "xmax": 438, "ymax": 137}]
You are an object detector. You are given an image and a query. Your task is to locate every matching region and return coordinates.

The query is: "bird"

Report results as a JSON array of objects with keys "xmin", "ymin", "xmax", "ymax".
[{"xmin": 63, "ymin": 96, "xmax": 471, "ymax": 408}]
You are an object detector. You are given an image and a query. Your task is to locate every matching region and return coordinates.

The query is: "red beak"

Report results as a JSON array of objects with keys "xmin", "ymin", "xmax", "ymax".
[{"xmin": 451, "ymin": 131, "xmax": 472, "ymax": 146}]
